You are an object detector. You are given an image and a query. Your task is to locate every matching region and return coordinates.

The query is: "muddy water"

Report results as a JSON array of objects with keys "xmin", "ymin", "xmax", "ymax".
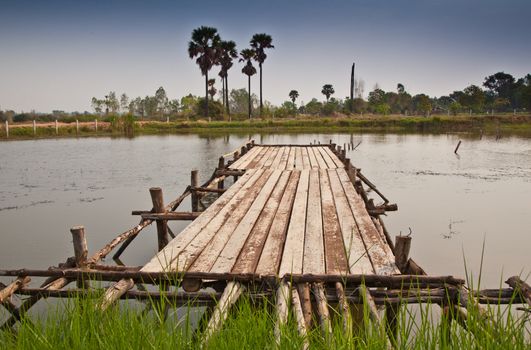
[{"xmin": 0, "ymin": 133, "xmax": 529, "ymax": 289}]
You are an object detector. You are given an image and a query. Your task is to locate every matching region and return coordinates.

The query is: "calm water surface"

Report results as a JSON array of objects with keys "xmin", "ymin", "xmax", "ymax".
[{"xmin": 1, "ymin": 133, "xmax": 530, "ymax": 289}]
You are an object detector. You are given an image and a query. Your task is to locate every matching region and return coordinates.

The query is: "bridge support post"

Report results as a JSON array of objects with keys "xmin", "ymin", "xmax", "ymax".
[{"xmin": 149, "ymin": 187, "xmax": 169, "ymax": 251}]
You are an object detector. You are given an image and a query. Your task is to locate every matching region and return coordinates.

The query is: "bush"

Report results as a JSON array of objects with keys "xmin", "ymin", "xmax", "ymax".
[{"xmin": 195, "ymin": 98, "xmax": 224, "ymax": 120}]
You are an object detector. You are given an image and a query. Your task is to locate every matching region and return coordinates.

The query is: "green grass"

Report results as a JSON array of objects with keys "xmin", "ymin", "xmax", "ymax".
[
  {"xmin": 1, "ymin": 288, "xmax": 529, "ymax": 349},
  {"xmin": 2, "ymin": 114, "xmax": 531, "ymax": 141}
]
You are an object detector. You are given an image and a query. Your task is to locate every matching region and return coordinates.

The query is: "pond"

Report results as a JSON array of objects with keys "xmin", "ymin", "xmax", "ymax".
[{"xmin": 0, "ymin": 132, "xmax": 530, "ymax": 289}]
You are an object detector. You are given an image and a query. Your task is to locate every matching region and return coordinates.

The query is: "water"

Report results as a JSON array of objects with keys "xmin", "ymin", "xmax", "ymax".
[{"xmin": 0, "ymin": 133, "xmax": 530, "ymax": 289}]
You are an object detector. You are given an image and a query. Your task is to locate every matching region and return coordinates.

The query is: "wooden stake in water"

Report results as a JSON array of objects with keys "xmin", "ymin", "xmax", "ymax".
[
  {"xmin": 191, "ymin": 170, "xmax": 199, "ymax": 212},
  {"xmin": 454, "ymin": 140, "xmax": 462, "ymax": 154},
  {"xmin": 70, "ymin": 225, "xmax": 89, "ymax": 288},
  {"xmin": 149, "ymin": 187, "xmax": 170, "ymax": 251}
]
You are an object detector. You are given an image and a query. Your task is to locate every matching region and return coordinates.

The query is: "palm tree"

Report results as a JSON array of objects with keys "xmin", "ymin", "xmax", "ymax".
[
  {"xmin": 250, "ymin": 33, "xmax": 274, "ymax": 117},
  {"xmin": 188, "ymin": 26, "xmax": 221, "ymax": 118},
  {"xmin": 240, "ymin": 49, "xmax": 257, "ymax": 119},
  {"xmin": 208, "ymin": 79, "xmax": 217, "ymax": 100},
  {"xmin": 321, "ymin": 84, "xmax": 335, "ymax": 102},
  {"xmin": 217, "ymin": 40, "xmax": 238, "ymax": 115},
  {"xmin": 289, "ymin": 90, "xmax": 299, "ymax": 104}
]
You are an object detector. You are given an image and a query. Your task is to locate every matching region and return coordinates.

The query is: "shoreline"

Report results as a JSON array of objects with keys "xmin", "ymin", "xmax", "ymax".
[{"xmin": 2, "ymin": 114, "xmax": 531, "ymax": 141}]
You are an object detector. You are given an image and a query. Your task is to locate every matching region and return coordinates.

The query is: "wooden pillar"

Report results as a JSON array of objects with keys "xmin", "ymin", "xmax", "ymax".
[
  {"xmin": 246, "ymin": 142, "xmax": 252, "ymax": 151},
  {"xmin": 5, "ymin": 120, "xmax": 8, "ymax": 138},
  {"xmin": 341, "ymin": 149, "xmax": 346, "ymax": 160},
  {"xmin": 218, "ymin": 157, "xmax": 225, "ymax": 190},
  {"xmin": 240, "ymin": 146, "xmax": 247, "ymax": 156},
  {"xmin": 394, "ymin": 235, "xmax": 412, "ymax": 273},
  {"xmin": 33, "ymin": 120, "xmax": 36, "ymax": 136},
  {"xmin": 70, "ymin": 226, "xmax": 89, "ymax": 288},
  {"xmin": 94, "ymin": 119, "xmax": 98, "ymax": 131},
  {"xmin": 149, "ymin": 187, "xmax": 169, "ymax": 251},
  {"xmin": 55, "ymin": 120, "xmax": 58, "ymax": 135},
  {"xmin": 191, "ymin": 170, "xmax": 199, "ymax": 212}
]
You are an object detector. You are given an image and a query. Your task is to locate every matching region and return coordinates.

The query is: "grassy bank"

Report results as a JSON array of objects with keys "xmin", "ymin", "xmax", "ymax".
[
  {"xmin": 0, "ymin": 291, "xmax": 529, "ymax": 349},
  {"xmin": 2, "ymin": 114, "xmax": 531, "ymax": 141}
]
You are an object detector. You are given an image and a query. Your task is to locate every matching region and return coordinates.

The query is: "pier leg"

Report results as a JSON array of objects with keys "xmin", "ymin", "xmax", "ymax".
[
  {"xmin": 292, "ymin": 286, "xmax": 310, "ymax": 350},
  {"xmin": 275, "ymin": 282, "xmax": 290, "ymax": 346},
  {"xmin": 296, "ymin": 283, "xmax": 312, "ymax": 329},
  {"xmin": 394, "ymin": 235, "xmax": 412, "ymax": 273},
  {"xmin": 149, "ymin": 187, "xmax": 169, "ymax": 251},
  {"xmin": 217, "ymin": 157, "xmax": 225, "ymax": 190},
  {"xmin": 70, "ymin": 226, "xmax": 89, "ymax": 288},
  {"xmin": 313, "ymin": 283, "xmax": 332, "ymax": 336},
  {"xmin": 335, "ymin": 282, "xmax": 353, "ymax": 336},
  {"xmin": 191, "ymin": 170, "xmax": 199, "ymax": 212}
]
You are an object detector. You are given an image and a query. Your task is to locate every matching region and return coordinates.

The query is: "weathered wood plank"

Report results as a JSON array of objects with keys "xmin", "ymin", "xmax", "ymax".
[
  {"xmin": 141, "ymin": 169, "xmax": 260, "ymax": 272},
  {"xmin": 229, "ymin": 145, "xmax": 260, "ymax": 169},
  {"xmin": 303, "ymin": 169, "xmax": 325, "ymax": 274},
  {"xmin": 336, "ymin": 168, "xmax": 399, "ymax": 275},
  {"xmin": 319, "ymin": 169, "xmax": 349, "ymax": 274},
  {"xmin": 311, "ymin": 146, "xmax": 328, "ymax": 169},
  {"xmin": 263, "ymin": 147, "xmax": 280, "ymax": 168},
  {"xmin": 247, "ymin": 146, "xmax": 270, "ymax": 169},
  {"xmin": 294, "ymin": 147, "xmax": 304, "ymax": 170},
  {"xmin": 255, "ymin": 171, "xmax": 300, "ymax": 275},
  {"xmin": 316, "ymin": 146, "xmax": 337, "ymax": 169},
  {"xmin": 306, "ymin": 146, "xmax": 318, "ymax": 169},
  {"xmin": 270, "ymin": 146, "xmax": 286, "ymax": 169},
  {"xmin": 278, "ymin": 169, "xmax": 310, "ymax": 275},
  {"xmin": 301, "ymin": 147, "xmax": 311, "ymax": 169},
  {"xmin": 327, "ymin": 169, "xmax": 374, "ymax": 274},
  {"xmin": 286, "ymin": 146, "xmax": 296, "ymax": 170},
  {"xmin": 279, "ymin": 146, "xmax": 290, "ymax": 170},
  {"xmin": 209, "ymin": 169, "xmax": 283, "ymax": 273},
  {"xmin": 322, "ymin": 146, "xmax": 345, "ymax": 168},
  {"xmin": 232, "ymin": 170, "xmax": 292, "ymax": 274},
  {"xmin": 188, "ymin": 170, "xmax": 275, "ymax": 273}
]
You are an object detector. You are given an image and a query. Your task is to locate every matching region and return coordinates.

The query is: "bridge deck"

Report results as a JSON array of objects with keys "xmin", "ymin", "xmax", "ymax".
[{"xmin": 142, "ymin": 145, "xmax": 398, "ymax": 277}]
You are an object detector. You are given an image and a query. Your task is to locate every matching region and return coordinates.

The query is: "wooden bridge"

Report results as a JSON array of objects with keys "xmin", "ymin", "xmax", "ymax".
[{"xmin": 1, "ymin": 140, "xmax": 529, "ymax": 345}]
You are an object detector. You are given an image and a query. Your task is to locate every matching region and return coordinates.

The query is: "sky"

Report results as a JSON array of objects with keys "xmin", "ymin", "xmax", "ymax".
[{"xmin": 0, "ymin": 0, "xmax": 530, "ymax": 113}]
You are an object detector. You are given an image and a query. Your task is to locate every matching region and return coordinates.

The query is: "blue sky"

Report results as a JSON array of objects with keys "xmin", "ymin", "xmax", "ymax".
[{"xmin": 0, "ymin": 0, "xmax": 530, "ymax": 112}]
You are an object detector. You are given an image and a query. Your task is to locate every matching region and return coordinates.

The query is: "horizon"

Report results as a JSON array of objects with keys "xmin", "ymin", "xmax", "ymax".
[{"xmin": 1, "ymin": 0, "xmax": 530, "ymax": 113}]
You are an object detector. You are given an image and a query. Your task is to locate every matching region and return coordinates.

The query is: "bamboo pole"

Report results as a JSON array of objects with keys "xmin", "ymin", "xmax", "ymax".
[
  {"xmin": 202, "ymin": 281, "xmax": 244, "ymax": 344},
  {"xmin": 100, "ymin": 278, "xmax": 135, "ymax": 310},
  {"xmin": 274, "ymin": 282, "xmax": 290, "ymax": 346},
  {"xmin": 297, "ymin": 283, "xmax": 312, "ymax": 329}
]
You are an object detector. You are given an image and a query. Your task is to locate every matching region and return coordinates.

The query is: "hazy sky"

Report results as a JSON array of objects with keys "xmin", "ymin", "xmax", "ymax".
[{"xmin": 1, "ymin": 0, "xmax": 530, "ymax": 113}]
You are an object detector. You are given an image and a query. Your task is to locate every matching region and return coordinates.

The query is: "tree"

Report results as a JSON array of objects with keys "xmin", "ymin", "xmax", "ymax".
[
  {"xmin": 412, "ymin": 94, "xmax": 432, "ymax": 116},
  {"xmin": 217, "ymin": 40, "xmax": 238, "ymax": 115},
  {"xmin": 91, "ymin": 97, "xmax": 103, "ymax": 115},
  {"xmin": 229, "ymin": 88, "xmax": 258, "ymax": 115},
  {"xmin": 155, "ymin": 87, "xmax": 168, "ymax": 117},
  {"xmin": 168, "ymin": 99, "xmax": 180, "ymax": 116},
  {"xmin": 250, "ymin": 33, "xmax": 274, "ymax": 117},
  {"xmin": 304, "ymin": 98, "xmax": 323, "ymax": 115},
  {"xmin": 289, "ymin": 90, "xmax": 299, "ymax": 104},
  {"xmin": 188, "ymin": 26, "xmax": 221, "ymax": 119},
  {"xmin": 321, "ymin": 84, "xmax": 335, "ymax": 102},
  {"xmin": 460, "ymin": 85, "xmax": 485, "ymax": 112},
  {"xmin": 397, "ymin": 83, "xmax": 405, "ymax": 94},
  {"xmin": 483, "ymin": 72, "xmax": 515, "ymax": 100},
  {"xmin": 240, "ymin": 49, "xmax": 257, "ymax": 119},
  {"xmin": 104, "ymin": 92, "xmax": 119, "ymax": 114},
  {"xmin": 120, "ymin": 93, "xmax": 129, "ymax": 114},
  {"xmin": 207, "ymin": 79, "xmax": 217, "ymax": 100},
  {"xmin": 180, "ymin": 94, "xmax": 199, "ymax": 119}
]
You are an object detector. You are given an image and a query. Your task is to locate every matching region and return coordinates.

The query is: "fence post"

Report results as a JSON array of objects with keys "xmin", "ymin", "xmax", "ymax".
[
  {"xmin": 5, "ymin": 120, "xmax": 8, "ymax": 138},
  {"xmin": 33, "ymin": 120, "xmax": 36, "ymax": 136},
  {"xmin": 76, "ymin": 120, "xmax": 79, "ymax": 135},
  {"xmin": 55, "ymin": 120, "xmax": 58, "ymax": 135}
]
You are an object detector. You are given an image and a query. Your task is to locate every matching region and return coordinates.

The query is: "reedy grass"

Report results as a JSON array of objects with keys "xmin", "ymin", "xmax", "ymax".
[{"xmin": 0, "ymin": 285, "xmax": 529, "ymax": 350}]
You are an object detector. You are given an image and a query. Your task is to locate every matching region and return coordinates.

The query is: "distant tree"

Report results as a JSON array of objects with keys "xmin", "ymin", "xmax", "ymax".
[
  {"xmin": 304, "ymin": 98, "xmax": 323, "ymax": 115},
  {"xmin": 104, "ymin": 92, "xmax": 119, "ymax": 114},
  {"xmin": 397, "ymin": 83, "xmax": 405, "ymax": 94},
  {"xmin": 321, "ymin": 84, "xmax": 335, "ymax": 102},
  {"xmin": 240, "ymin": 49, "xmax": 257, "ymax": 119},
  {"xmin": 217, "ymin": 40, "xmax": 238, "ymax": 115},
  {"xmin": 188, "ymin": 26, "xmax": 221, "ymax": 119},
  {"xmin": 180, "ymin": 94, "xmax": 199, "ymax": 119},
  {"xmin": 229, "ymin": 88, "xmax": 258, "ymax": 115},
  {"xmin": 168, "ymin": 99, "xmax": 180, "ymax": 116},
  {"xmin": 91, "ymin": 97, "xmax": 103, "ymax": 115},
  {"xmin": 143, "ymin": 96, "xmax": 158, "ymax": 118},
  {"xmin": 412, "ymin": 94, "xmax": 432, "ymax": 116},
  {"xmin": 483, "ymin": 72, "xmax": 515, "ymax": 100},
  {"xmin": 250, "ymin": 33, "xmax": 274, "ymax": 117},
  {"xmin": 120, "ymin": 93, "xmax": 129, "ymax": 114},
  {"xmin": 449, "ymin": 101, "xmax": 461, "ymax": 115},
  {"xmin": 155, "ymin": 87, "xmax": 168, "ymax": 117},
  {"xmin": 289, "ymin": 90, "xmax": 299, "ymax": 104},
  {"xmin": 274, "ymin": 101, "xmax": 297, "ymax": 118},
  {"xmin": 460, "ymin": 85, "xmax": 486, "ymax": 112}
]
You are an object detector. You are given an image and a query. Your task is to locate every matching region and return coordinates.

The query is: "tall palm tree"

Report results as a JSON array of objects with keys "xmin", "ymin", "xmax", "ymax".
[
  {"xmin": 188, "ymin": 26, "xmax": 220, "ymax": 118},
  {"xmin": 321, "ymin": 84, "xmax": 335, "ymax": 102},
  {"xmin": 217, "ymin": 40, "xmax": 238, "ymax": 115},
  {"xmin": 250, "ymin": 33, "xmax": 274, "ymax": 117},
  {"xmin": 208, "ymin": 79, "xmax": 217, "ymax": 100},
  {"xmin": 240, "ymin": 49, "xmax": 257, "ymax": 119},
  {"xmin": 289, "ymin": 90, "xmax": 299, "ymax": 104}
]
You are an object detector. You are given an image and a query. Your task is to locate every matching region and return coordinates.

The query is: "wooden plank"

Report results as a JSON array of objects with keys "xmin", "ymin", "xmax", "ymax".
[
  {"xmin": 319, "ymin": 169, "xmax": 349, "ymax": 274},
  {"xmin": 278, "ymin": 169, "xmax": 310, "ymax": 275},
  {"xmin": 247, "ymin": 146, "xmax": 270, "ymax": 169},
  {"xmin": 310, "ymin": 146, "xmax": 328, "ymax": 169},
  {"xmin": 209, "ymin": 169, "xmax": 283, "ymax": 273},
  {"xmin": 270, "ymin": 146, "xmax": 286, "ymax": 169},
  {"xmin": 316, "ymin": 146, "xmax": 337, "ymax": 169},
  {"xmin": 306, "ymin": 146, "xmax": 318, "ymax": 169},
  {"xmin": 301, "ymin": 147, "xmax": 310, "ymax": 169},
  {"xmin": 188, "ymin": 170, "xmax": 275, "ymax": 273},
  {"xmin": 322, "ymin": 146, "xmax": 345, "ymax": 168},
  {"xmin": 141, "ymin": 169, "xmax": 261, "ymax": 272},
  {"xmin": 327, "ymin": 169, "xmax": 374, "ymax": 274},
  {"xmin": 279, "ymin": 146, "xmax": 290, "ymax": 170},
  {"xmin": 286, "ymin": 146, "xmax": 296, "ymax": 170},
  {"xmin": 232, "ymin": 170, "xmax": 292, "ymax": 274},
  {"xmin": 302, "ymin": 169, "xmax": 325, "ymax": 274},
  {"xmin": 255, "ymin": 171, "xmax": 300, "ymax": 275},
  {"xmin": 263, "ymin": 147, "xmax": 280, "ymax": 168},
  {"xmin": 336, "ymin": 168, "xmax": 399, "ymax": 275},
  {"xmin": 229, "ymin": 145, "xmax": 260, "ymax": 169},
  {"xmin": 294, "ymin": 147, "xmax": 304, "ymax": 170}
]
